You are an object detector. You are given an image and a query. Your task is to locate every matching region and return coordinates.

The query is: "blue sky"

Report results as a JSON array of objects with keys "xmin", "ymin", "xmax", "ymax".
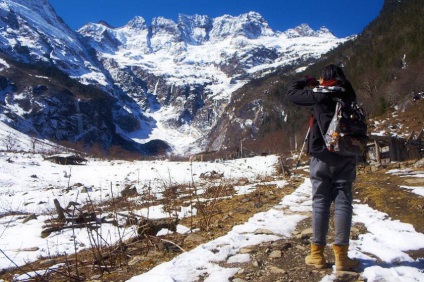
[{"xmin": 48, "ymin": 0, "xmax": 384, "ymax": 38}]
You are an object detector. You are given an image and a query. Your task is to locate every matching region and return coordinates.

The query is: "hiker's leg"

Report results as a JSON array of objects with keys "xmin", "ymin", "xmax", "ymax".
[
  {"xmin": 310, "ymin": 157, "xmax": 332, "ymax": 246},
  {"xmin": 332, "ymin": 172, "xmax": 360, "ymax": 271},
  {"xmin": 332, "ymin": 181, "xmax": 353, "ymax": 245},
  {"xmin": 331, "ymin": 155, "xmax": 356, "ymax": 245}
]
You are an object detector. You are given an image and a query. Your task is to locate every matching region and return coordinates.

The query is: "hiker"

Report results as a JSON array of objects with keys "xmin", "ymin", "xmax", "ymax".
[{"xmin": 285, "ymin": 64, "xmax": 360, "ymax": 271}]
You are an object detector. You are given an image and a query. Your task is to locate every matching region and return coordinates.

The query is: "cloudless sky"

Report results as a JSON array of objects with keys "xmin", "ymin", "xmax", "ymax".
[{"xmin": 48, "ymin": 0, "xmax": 384, "ymax": 38}]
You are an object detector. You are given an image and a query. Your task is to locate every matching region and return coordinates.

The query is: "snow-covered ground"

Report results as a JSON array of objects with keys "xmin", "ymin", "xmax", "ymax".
[
  {"xmin": 1, "ymin": 121, "xmax": 423, "ymax": 281},
  {"xmin": 0, "ymin": 150, "xmax": 280, "ymax": 271},
  {"xmin": 1, "ymin": 150, "xmax": 423, "ymax": 281}
]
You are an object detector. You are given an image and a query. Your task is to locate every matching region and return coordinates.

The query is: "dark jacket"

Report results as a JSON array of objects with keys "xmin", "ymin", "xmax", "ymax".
[{"xmin": 285, "ymin": 79, "xmax": 356, "ymax": 155}]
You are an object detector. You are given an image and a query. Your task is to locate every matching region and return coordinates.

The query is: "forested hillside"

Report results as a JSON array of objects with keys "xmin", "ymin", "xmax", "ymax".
[
  {"xmin": 311, "ymin": 0, "xmax": 424, "ymax": 115},
  {"xmin": 213, "ymin": 0, "xmax": 424, "ymax": 156}
]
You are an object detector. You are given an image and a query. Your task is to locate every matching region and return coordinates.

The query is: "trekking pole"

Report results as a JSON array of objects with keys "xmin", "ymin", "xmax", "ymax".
[{"xmin": 295, "ymin": 126, "xmax": 310, "ymax": 169}]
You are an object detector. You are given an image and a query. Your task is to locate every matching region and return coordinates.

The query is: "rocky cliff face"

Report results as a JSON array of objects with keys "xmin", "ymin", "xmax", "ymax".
[
  {"xmin": 0, "ymin": 70, "xmax": 115, "ymax": 149},
  {"xmin": 0, "ymin": 0, "xmax": 349, "ymax": 156}
]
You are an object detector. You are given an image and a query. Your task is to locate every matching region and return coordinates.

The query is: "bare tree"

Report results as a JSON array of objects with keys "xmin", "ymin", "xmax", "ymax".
[
  {"xmin": 30, "ymin": 137, "xmax": 38, "ymax": 153},
  {"xmin": 361, "ymin": 77, "xmax": 379, "ymax": 98},
  {"xmin": 1, "ymin": 133, "xmax": 17, "ymax": 151}
]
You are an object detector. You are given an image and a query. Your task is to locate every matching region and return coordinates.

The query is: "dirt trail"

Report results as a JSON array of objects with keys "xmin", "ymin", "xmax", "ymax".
[{"xmin": 221, "ymin": 164, "xmax": 424, "ymax": 282}]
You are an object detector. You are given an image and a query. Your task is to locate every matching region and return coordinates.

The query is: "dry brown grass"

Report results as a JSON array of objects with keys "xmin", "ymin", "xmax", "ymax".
[
  {"xmin": 355, "ymin": 166, "xmax": 424, "ymax": 234},
  {"xmin": 0, "ymin": 176, "xmax": 296, "ymax": 282}
]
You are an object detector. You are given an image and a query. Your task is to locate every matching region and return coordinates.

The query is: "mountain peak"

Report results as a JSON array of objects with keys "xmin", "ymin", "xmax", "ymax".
[
  {"xmin": 241, "ymin": 11, "xmax": 267, "ymax": 22},
  {"xmin": 316, "ymin": 26, "xmax": 335, "ymax": 37},
  {"xmin": 283, "ymin": 23, "xmax": 335, "ymax": 38},
  {"xmin": 97, "ymin": 20, "xmax": 114, "ymax": 28},
  {"xmin": 294, "ymin": 23, "xmax": 315, "ymax": 36},
  {"xmin": 209, "ymin": 11, "xmax": 275, "ymax": 42},
  {"xmin": 126, "ymin": 16, "xmax": 147, "ymax": 30},
  {"xmin": 178, "ymin": 14, "xmax": 212, "ymax": 45}
]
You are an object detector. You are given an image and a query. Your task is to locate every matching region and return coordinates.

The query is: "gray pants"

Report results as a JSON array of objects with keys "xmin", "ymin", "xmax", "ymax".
[{"xmin": 310, "ymin": 151, "xmax": 356, "ymax": 246}]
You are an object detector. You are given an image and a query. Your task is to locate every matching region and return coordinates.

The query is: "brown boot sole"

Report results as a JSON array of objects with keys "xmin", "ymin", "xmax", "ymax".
[{"xmin": 306, "ymin": 262, "xmax": 327, "ymax": 269}]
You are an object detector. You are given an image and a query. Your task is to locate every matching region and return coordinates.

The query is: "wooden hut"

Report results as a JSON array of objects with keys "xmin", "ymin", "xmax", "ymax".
[{"xmin": 367, "ymin": 128, "xmax": 423, "ymax": 164}]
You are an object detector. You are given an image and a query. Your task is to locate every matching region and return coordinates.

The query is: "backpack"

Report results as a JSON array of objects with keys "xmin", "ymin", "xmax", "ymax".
[{"xmin": 318, "ymin": 98, "xmax": 368, "ymax": 156}]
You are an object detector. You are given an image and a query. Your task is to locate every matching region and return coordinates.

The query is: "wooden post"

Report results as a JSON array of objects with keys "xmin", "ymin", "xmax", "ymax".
[
  {"xmin": 389, "ymin": 136, "xmax": 401, "ymax": 161},
  {"xmin": 374, "ymin": 140, "xmax": 381, "ymax": 165}
]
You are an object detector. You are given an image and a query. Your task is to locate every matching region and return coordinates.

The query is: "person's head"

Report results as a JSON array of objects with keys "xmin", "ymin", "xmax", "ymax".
[
  {"xmin": 318, "ymin": 64, "xmax": 356, "ymax": 99},
  {"xmin": 319, "ymin": 64, "xmax": 347, "ymax": 84}
]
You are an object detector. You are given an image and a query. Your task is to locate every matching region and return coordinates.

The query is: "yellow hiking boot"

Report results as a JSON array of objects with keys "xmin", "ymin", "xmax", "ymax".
[
  {"xmin": 332, "ymin": 244, "xmax": 360, "ymax": 271},
  {"xmin": 305, "ymin": 243, "xmax": 327, "ymax": 269}
]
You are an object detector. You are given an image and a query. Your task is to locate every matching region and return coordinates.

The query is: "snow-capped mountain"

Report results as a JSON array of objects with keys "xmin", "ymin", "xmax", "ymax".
[
  {"xmin": 0, "ymin": 0, "xmax": 106, "ymax": 84},
  {"xmin": 0, "ymin": 0, "xmax": 349, "ymax": 156}
]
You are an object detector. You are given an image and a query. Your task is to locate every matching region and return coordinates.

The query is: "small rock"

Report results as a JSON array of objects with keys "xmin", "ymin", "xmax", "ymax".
[
  {"xmin": 295, "ymin": 245, "xmax": 306, "ymax": 251},
  {"xmin": 269, "ymin": 250, "xmax": 282, "ymax": 258},
  {"xmin": 254, "ymin": 228, "xmax": 274, "ymax": 235},
  {"xmin": 298, "ymin": 227, "xmax": 313, "ymax": 239},
  {"xmin": 240, "ymin": 248, "xmax": 253, "ymax": 254},
  {"xmin": 301, "ymin": 228, "xmax": 313, "ymax": 236},
  {"xmin": 268, "ymin": 266, "xmax": 287, "ymax": 274},
  {"xmin": 295, "ymin": 233, "xmax": 303, "ymax": 239},
  {"xmin": 232, "ymin": 279, "xmax": 246, "ymax": 282}
]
